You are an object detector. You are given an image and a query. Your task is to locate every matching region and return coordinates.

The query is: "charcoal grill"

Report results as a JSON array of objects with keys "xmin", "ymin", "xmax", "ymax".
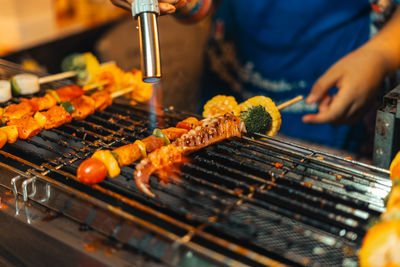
[{"xmin": 0, "ymin": 59, "xmax": 392, "ymax": 266}]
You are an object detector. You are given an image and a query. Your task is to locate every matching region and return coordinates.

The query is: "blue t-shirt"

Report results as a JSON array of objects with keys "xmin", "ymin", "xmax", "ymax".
[{"xmin": 202, "ymin": 0, "xmax": 372, "ymax": 151}]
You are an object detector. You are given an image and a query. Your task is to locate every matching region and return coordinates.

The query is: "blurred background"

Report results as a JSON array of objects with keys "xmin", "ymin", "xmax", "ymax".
[{"xmin": 0, "ymin": 0, "xmax": 210, "ymax": 112}]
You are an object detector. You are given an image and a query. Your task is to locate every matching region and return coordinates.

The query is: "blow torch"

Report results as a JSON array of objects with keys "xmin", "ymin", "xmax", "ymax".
[{"xmin": 132, "ymin": 0, "xmax": 162, "ymax": 83}]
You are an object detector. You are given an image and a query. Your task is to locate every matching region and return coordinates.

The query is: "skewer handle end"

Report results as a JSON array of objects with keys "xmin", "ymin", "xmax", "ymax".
[{"xmin": 277, "ymin": 95, "xmax": 303, "ymax": 110}]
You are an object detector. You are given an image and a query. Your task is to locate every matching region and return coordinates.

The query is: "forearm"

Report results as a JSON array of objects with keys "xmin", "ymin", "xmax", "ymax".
[{"xmin": 366, "ymin": 6, "xmax": 400, "ymax": 74}]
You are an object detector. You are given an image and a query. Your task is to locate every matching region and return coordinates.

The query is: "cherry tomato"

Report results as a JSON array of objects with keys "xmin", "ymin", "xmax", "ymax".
[{"xmin": 77, "ymin": 158, "xmax": 107, "ymax": 185}]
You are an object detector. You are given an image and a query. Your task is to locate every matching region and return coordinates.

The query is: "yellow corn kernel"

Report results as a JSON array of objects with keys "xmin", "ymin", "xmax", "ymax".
[{"xmin": 203, "ymin": 95, "xmax": 238, "ymax": 118}]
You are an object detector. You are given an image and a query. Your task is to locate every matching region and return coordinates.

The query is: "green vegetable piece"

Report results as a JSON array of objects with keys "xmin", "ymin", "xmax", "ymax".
[
  {"xmin": 10, "ymin": 76, "xmax": 21, "ymax": 96},
  {"xmin": 61, "ymin": 53, "xmax": 88, "ymax": 85},
  {"xmin": 61, "ymin": 53, "xmax": 84, "ymax": 72},
  {"xmin": 61, "ymin": 101, "xmax": 75, "ymax": 114},
  {"xmin": 153, "ymin": 128, "xmax": 170, "ymax": 145},
  {"xmin": 240, "ymin": 105, "xmax": 272, "ymax": 135}
]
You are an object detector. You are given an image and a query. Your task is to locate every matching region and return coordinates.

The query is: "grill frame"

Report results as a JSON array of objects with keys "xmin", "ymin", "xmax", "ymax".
[{"xmin": 0, "ymin": 59, "xmax": 392, "ymax": 266}]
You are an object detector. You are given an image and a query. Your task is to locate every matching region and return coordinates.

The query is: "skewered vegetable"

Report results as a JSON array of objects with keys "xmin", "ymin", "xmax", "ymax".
[
  {"xmin": 239, "ymin": 105, "xmax": 272, "ymax": 135},
  {"xmin": 61, "ymin": 52, "xmax": 100, "ymax": 86},
  {"xmin": 77, "ymin": 158, "xmax": 108, "ymax": 185},
  {"xmin": 203, "ymin": 95, "xmax": 283, "ymax": 136},
  {"xmin": 6, "ymin": 52, "xmax": 102, "ymax": 96},
  {"xmin": 76, "ymin": 119, "xmax": 199, "ymax": 185},
  {"xmin": 0, "ymin": 80, "xmax": 12, "ymax": 103},
  {"xmin": 234, "ymin": 96, "xmax": 281, "ymax": 136},
  {"xmin": 10, "ymin": 74, "xmax": 40, "ymax": 95},
  {"xmin": 60, "ymin": 101, "xmax": 75, "ymax": 114},
  {"xmin": 91, "ymin": 150, "xmax": 121, "ymax": 178},
  {"xmin": 202, "ymin": 95, "xmax": 238, "ymax": 118}
]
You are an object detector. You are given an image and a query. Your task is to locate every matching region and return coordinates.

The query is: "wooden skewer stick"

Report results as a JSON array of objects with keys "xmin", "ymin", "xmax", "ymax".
[
  {"xmin": 111, "ymin": 87, "xmax": 135, "ymax": 99},
  {"xmin": 37, "ymin": 71, "xmax": 76, "ymax": 84},
  {"xmin": 37, "ymin": 61, "xmax": 114, "ymax": 85},
  {"xmin": 83, "ymin": 80, "xmax": 109, "ymax": 91},
  {"xmin": 277, "ymin": 95, "xmax": 303, "ymax": 110}
]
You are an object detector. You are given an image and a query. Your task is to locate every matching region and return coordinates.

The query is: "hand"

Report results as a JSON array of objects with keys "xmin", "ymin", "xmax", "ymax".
[
  {"xmin": 302, "ymin": 46, "xmax": 389, "ymax": 125},
  {"xmin": 110, "ymin": 0, "xmax": 187, "ymax": 15}
]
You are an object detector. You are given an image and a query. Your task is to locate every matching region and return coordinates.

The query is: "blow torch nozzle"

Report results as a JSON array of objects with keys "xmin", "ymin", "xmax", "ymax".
[{"xmin": 132, "ymin": 0, "xmax": 162, "ymax": 83}]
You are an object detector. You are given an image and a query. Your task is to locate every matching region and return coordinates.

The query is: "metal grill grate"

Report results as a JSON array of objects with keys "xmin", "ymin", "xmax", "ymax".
[{"xmin": 0, "ymin": 59, "xmax": 392, "ymax": 266}]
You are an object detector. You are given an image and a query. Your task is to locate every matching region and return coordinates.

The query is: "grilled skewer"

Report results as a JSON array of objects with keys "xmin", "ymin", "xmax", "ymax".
[
  {"xmin": 0, "ymin": 88, "xmax": 132, "ymax": 147},
  {"xmin": 77, "ymin": 96, "xmax": 303, "ymax": 195},
  {"xmin": 134, "ymin": 96, "xmax": 303, "ymax": 197},
  {"xmin": 76, "ymin": 117, "xmax": 200, "ymax": 185},
  {"xmin": 135, "ymin": 113, "xmax": 245, "ymax": 197},
  {"xmin": 1, "ymin": 84, "xmax": 85, "ymax": 123}
]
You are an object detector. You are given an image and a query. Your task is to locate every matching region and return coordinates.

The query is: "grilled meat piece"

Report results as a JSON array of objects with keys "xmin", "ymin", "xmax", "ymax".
[
  {"xmin": 0, "ymin": 131, "xmax": 7, "ymax": 149},
  {"xmin": 41, "ymin": 105, "xmax": 72, "ymax": 129},
  {"xmin": 134, "ymin": 113, "xmax": 245, "ymax": 196},
  {"xmin": 26, "ymin": 93, "xmax": 57, "ymax": 111},
  {"xmin": 56, "ymin": 85, "xmax": 85, "ymax": 103},
  {"xmin": 70, "ymin": 95, "xmax": 95, "ymax": 120},
  {"xmin": 91, "ymin": 90, "xmax": 113, "ymax": 111},
  {"xmin": 3, "ymin": 101, "xmax": 35, "ymax": 122},
  {"xmin": 7, "ymin": 114, "xmax": 42, "ymax": 139}
]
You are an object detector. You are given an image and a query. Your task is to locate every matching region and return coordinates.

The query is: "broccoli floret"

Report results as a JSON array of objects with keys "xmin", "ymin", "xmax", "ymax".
[{"xmin": 240, "ymin": 105, "xmax": 272, "ymax": 135}]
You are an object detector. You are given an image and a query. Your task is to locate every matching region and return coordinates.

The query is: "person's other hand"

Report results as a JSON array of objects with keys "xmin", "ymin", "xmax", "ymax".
[
  {"xmin": 110, "ymin": 0, "xmax": 187, "ymax": 15},
  {"xmin": 302, "ymin": 46, "xmax": 389, "ymax": 125}
]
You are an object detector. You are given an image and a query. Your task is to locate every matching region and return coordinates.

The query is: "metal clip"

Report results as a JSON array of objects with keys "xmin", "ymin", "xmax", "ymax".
[
  {"xmin": 22, "ymin": 177, "xmax": 37, "ymax": 202},
  {"xmin": 39, "ymin": 183, "xmax": 51, "ymax": 203},
  {"xmin": 11, "ymin": 175, "xmax": 23, "ymax": 198}
]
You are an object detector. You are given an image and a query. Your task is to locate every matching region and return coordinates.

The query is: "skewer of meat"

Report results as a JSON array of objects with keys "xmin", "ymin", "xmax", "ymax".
[
  {"xmin": 76, "ymin": 117, "xmax": 200, "ymax": 185},
  {"xmin": 0, "ymin": 88, "xmax": 132, "ymax": 147},
  {"xmin": 0, "ymin": 80, "xmax": 112, "ymax": 124},
  {"xmin": 135, "ymin": 96, "xmax": 303, "ymax": 197},
  {"xmin": 135, "ymin": 113, "xmax": 245, "ymax": 197},
  {"xmin": 76, "ymin": 95, "xmax": 302, "ymax": 195},
  {"xmin": 1, "ymin": 84, "xmax": 86, "ymax": 123}
]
